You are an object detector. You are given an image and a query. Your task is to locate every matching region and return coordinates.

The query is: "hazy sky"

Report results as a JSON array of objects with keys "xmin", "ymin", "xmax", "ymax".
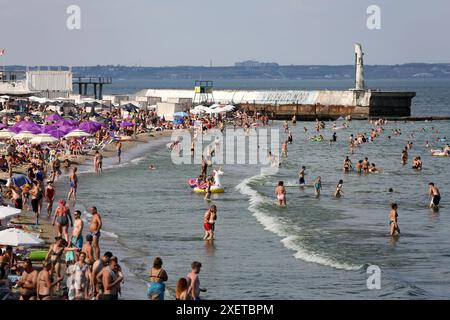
[{"xmin": 0, "ymin": 0, "xmax": 448, "ymax": 66}]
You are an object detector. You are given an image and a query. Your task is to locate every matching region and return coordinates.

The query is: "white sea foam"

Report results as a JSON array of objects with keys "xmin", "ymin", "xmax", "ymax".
[{"xmin": 236, "ymin": 174, "xmax": 363, "ymax": 271}]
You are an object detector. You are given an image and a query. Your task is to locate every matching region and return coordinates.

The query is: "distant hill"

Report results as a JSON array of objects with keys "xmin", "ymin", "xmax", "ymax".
[{"xmin": 4, "ymin": 63, "xmax": 450, "ymax": 80}]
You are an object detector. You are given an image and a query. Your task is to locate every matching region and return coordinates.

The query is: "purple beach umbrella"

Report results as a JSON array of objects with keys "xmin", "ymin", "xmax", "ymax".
[
  {"xmin": 120, "ymin": 121, "xmax": 134, "ymax": 128},
  {"xmin": 41, "ymin": 125, "xmax": 57, "ymax": 134},
  {"xmin": 47, "ymin": 129, "xmax": 68, "ymax": 139},
  {"xmin": 46, "ymin": 113, "xmax": 63, "ymax": 121},
  {"xmin": 24, "ymin": 126, "xmax": 43, "ymax": 134},
  {"xmin": 10, "ymin": 127, "xmax": 22, "ymax": 134},
  {"xmin": 79, "ymin": 121, "xmax": 104, "ymax": 134},
  {"xmin": 54, "ymin": 119, "xmax": 79, "ymax": 127},
  {"xmin": 13, "ymin": 120, "xmax": 41, "ymax": 131}
]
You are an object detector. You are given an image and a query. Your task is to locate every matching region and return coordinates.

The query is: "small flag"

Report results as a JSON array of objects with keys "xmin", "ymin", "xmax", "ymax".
[{"xmin": 0, "ymin": 49, "xmax": 5, "ymax": 56}]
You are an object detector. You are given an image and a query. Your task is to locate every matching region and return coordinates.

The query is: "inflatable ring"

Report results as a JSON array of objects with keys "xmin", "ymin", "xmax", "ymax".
[{"xmin": 194, "ymin": 186, "xmax": 225, "ymax": 193}]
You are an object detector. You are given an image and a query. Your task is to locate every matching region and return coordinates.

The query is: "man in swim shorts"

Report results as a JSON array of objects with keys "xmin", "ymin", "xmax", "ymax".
[
  {"xmin": 203, "ymin": 205, "xmax": 217, "ymax": 240},
  {"xmin": 428, "ymin": 182, "xmax": 441, "ymax": 208},
  {"xmin": 67, "ymin": 167, "xmax": 78, "ymax": 203},
  {"xmin": 89, "ymin": 206, "xmax": 103, "ymax": 260},
  {"xmin": 116, "ymin": 141, "xmax": 122, "ymax": 164},
  {"xmin": 71, "ymin": 210, "xmax": 84, "ymax": 250},
  {"xmin": 275, "ymin": 181, "xmax": 286, "ymax": 206},
  {"xmin": 298, "ymin": 166, "xmax": 306, "ymax": 186},
  {"xmin": 52, "ymin": 199, "xmax": 73, "ymax": 243}
]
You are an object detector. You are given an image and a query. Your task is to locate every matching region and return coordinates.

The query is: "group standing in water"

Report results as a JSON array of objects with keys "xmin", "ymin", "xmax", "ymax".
[{"xmin": 271, "ymin": 118, "xmax": 444, "ymax": 238}]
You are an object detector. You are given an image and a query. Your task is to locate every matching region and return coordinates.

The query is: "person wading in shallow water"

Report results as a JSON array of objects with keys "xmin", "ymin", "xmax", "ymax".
[
  {"xmin": 186, "ymin": 261, "xmax": 207, "ymax": 300},
  {"xmin": 203, "ymin": 205, "xmax": 217, "ymax": 240},
  {"xmin": 116, "ymin": 141, "xmax": 122, "ymax": 164},
  {"xmin": 389, "ymin": 203, "xmax": 400, "ymax": 236},
  {"xmin": 428, "ymin": 182, "xmax": 441, "ymax": 208},
  {"xmin": 275, "ymin": 181, "xmax": 286, "ymax": 206},
  {"xmin": 67, "ymin": 167, "xmax": 78, "ymax": 203}
]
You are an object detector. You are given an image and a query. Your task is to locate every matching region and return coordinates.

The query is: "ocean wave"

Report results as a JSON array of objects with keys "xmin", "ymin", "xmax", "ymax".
[{"xmin": 236, "ymin": 173, "xmax": 363, "ymax": 271}]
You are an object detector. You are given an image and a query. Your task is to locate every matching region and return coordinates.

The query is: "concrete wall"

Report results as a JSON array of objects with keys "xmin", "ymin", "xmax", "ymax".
[
  {"xmin": 139, "ymin": 88, "xmax": 415, "ymax": 119},
  {"xmin": 156, "ymin": 102, "xmax": 184, "ymax": 121},
  {"xmin": 26, "ymin": 71, "xmax": 72, "ymax": 91}
]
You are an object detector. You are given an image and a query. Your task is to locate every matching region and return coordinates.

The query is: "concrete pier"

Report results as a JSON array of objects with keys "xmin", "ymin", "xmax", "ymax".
[
  {"xmin": 138, "ymin": 88, "xmax": 416, "ymax": 119},
  {"xmin": 73, "ymin": 77, "xmax": 112, "ymax": 99}
]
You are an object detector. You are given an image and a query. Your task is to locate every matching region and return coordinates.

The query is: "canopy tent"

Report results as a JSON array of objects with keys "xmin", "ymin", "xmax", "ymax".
[{"xmin": 0, "ymin": 228, "xmax": 45, "ymax": 247}]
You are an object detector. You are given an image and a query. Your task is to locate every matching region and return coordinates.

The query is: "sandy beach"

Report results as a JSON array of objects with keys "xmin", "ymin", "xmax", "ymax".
[{"xmin": 4, "ymin": 130, "xmax": 173, "ymax": 245}]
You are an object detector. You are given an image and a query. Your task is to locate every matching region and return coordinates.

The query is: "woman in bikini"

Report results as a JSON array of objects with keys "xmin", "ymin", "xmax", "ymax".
[
  {"xmin": 275, "ymin": 181, "xmax": 286, "ymax": 206},
  {"xmin": 45, "ymin": 237, "xmax": 66, "ymax": 285},
  {"xmin": 147, "ymin": 257, "xmax": 168, "ymax": 300}
]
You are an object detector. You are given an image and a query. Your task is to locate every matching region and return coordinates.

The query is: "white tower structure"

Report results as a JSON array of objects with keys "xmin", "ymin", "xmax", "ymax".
[{"xmin": 354, "ymin": 43, "xmax": 365, "ymax": 90}]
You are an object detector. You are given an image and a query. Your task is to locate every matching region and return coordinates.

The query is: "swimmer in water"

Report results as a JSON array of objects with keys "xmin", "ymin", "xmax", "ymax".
[
  {"xmin": 149, "ymin": 165, "xmax": 156, "ymax": 170},
  {"xmin": 389, "ymin": 203, "xmax": 400, "ymax": 236},
  {"xmin": 369, "ymin": 163, "xmax": 380, "ymax": 173},
  {"xmin": 334, "ymin": 179, "xmax": 344, "ymax": 198},
  {"xmin": 275, "ymin": 181, "xmax": 286, "ymax": 206}
]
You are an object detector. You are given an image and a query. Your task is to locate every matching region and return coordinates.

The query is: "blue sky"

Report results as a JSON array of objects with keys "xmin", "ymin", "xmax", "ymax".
[{"xmin": 0, "ymin": 0, "xmax": 448, "ymax": 66}]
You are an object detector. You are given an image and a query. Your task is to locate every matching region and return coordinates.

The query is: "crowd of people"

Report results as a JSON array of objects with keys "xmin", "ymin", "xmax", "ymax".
[{"xmin": 273, "ymin": 117, "xmax": 444, "ymax": 238}]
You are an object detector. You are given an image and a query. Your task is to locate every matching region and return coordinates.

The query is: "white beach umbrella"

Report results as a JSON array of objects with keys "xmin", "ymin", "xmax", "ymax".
[
  {"xmin": 13, "ymin": 131, "xmax": 35, "ymax": 140},
  {"xmin": 223, "ymin": 105, "xmax": 236, "ymax": 111},
  {"xmin": 0, "ymin": 228, "xmax": 44, "ymax": 247},
  {"xmin": 29, "ymin": 133, "xmax": 59, "ymax": 145},
  {"xmin": 190, "ymin": 109, "xmax": 205, "ymax": 115},
  {"xmin": 194, "ymin": 105, "xmax": 207, "ymax": 110},
  {"xmin": 207, "ymin": 108, "xmax": 226, "ymax": 114},
  {"xmin": 0, "ymin": 109, "xmax": 16, "ymax": 114},
  {"xmin": 65, "ymin": 129, "xmax": 91, "ymax": 138},
  {"xmin": 0, "ymin": 206, "xmax": 21, "ymax": 220},
  {"xmin": 208, "ymin": 103, "xmax": 222, "ymax": 109},
  {"xmin": 28, "ymin": 96, "xmax": 49, "ymax": 104},
  {"xmin": 0, "ymin": 129, "xmax": 14, "ymax": 139}
]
